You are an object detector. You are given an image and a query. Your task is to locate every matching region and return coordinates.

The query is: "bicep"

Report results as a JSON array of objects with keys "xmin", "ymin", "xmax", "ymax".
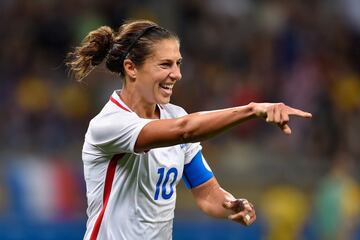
[{"xmin": 135, "ymin": 117, "xmax": 188, "ymax": 152}]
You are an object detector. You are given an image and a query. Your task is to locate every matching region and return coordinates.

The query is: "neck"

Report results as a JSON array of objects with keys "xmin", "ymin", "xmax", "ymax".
[{"xmin": 118, "ymin": 89, "xmax": 160, "ymax": 119}]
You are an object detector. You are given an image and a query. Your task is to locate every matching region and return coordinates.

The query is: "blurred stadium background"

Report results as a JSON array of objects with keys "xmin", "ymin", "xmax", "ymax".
[{"xmin": 1, "ymin": 0, "xmax": 360, "ymax": 239}]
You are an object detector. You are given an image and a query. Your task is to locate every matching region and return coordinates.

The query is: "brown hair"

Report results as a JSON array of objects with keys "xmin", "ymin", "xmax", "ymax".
[{"xmin": 66, "ymin": 20, "xmax": 178, "ymax": 81}]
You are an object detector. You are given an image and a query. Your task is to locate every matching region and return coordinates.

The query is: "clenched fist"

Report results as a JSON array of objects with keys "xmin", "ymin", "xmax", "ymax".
[{"xmin": 223, "ymin": 198, "xmax": 256, "ymax": 226}]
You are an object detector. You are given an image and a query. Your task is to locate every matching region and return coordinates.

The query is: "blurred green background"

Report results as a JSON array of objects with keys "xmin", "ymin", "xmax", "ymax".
[{"xmin": 0, "ymin": 0, "xmax": 359, "ymax": 239}]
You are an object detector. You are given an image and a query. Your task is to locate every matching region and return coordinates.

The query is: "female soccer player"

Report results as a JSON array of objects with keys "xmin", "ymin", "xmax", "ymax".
[{"xmin": 66, "ymin": 20, "xmax": 312, "ymax": 240}]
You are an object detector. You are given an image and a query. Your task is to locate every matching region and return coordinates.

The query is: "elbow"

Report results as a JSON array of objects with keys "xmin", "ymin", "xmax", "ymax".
[{"xmin": 175, "ymin": 117, "xmax": 199, "ymax": 143}]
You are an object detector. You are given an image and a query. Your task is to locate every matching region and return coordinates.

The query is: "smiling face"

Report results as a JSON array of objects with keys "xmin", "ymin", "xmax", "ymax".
[{"xmin": 133, "ymin": 38, "xmax": 182, "ymax": 105}]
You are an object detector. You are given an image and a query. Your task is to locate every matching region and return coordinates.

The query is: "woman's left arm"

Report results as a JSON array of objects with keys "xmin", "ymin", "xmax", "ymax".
[{"xmin": 191, "ymin": 177, "xmax": 256, "ymax": 226}]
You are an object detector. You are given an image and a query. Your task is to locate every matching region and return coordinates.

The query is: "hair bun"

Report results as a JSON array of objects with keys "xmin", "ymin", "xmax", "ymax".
[{"xmin": 88, "ymin": 26, "xmax": 114, "ymax": 66}]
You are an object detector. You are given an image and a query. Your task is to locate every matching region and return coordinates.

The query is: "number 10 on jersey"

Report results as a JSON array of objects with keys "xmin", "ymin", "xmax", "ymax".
[{"xmin": 154, "ymin": 167, "xmax": 178, "ymax": 200}]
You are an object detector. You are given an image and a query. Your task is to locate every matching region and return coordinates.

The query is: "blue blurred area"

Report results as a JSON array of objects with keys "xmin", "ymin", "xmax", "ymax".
[
  {"xmin": 173, "ymin": 216, "xmax": 264, "ymax": 240},
  {"xmin": 0, "ymin": 219, "xmax": 85, "ymax": 240},
  {"xmin": 1, "ymin": 0, "xmax": 360, "ymax": 239},
  {"xmin": 0, "ymin": 217, "xmax": 263, "ymax": 240},
  {"xmin": 0, "ymin": 216, "xmax": 358, "ymax": 240}
]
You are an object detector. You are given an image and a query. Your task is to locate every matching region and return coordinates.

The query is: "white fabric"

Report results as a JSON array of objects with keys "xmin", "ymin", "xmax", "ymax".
[{"xmin": 83, "ymin": 91, "xmax": 202, "ymax": 240}]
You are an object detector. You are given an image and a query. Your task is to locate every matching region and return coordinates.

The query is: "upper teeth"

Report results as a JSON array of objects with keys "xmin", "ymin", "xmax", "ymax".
[{"xmin": 161, "ymin": 84, "xmax": 173, "ymax": 89}]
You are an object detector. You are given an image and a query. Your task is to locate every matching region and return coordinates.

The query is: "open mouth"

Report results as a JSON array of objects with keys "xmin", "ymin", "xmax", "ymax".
[{"xmin": 159, "ymin": 83, "xmax": 174, "ymax": 90}]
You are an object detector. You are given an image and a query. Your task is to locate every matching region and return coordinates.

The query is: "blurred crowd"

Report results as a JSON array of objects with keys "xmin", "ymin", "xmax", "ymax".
[{"xmin": 0, "ymin": 0, "xmax": 359, "ymax": 239}]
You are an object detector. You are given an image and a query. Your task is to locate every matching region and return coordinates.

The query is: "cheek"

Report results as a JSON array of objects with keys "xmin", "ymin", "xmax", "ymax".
[
  {"xmin": 152, "ymin": 71, "xmax": 168, "ymax": 84},
  {"xmin": 139, "ymin": 67, "xmax": 168, "ymax": 90}
]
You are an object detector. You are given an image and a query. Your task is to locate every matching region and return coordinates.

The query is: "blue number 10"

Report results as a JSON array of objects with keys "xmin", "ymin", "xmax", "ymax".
[{"xmin": 154, "ymin": 167, "xmax": 178, "ymax": 200}]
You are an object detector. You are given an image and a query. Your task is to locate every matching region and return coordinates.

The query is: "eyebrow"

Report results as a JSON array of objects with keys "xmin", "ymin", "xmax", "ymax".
[{"xmin": 159, "ymin": 58, "xmax": 182, "ymax": 63}]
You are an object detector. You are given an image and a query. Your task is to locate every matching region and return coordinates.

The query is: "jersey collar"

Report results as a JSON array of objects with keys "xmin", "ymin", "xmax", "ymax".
[
  {"xmin": 110, "ymin": 90, "xmax": 132, "ymax": 112},
  {"xmin": 110, "ymin": 90, "xmax": 163, "ymax": 119}
]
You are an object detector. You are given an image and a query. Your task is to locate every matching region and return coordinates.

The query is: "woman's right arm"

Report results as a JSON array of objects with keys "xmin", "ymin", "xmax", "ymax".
[{"xmin": 134, "ymin": 102, "xmax": 312, "ymax": 152}]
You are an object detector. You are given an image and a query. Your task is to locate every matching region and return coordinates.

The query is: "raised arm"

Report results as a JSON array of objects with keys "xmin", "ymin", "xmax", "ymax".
[{"xmin": 135, "ymin": 102, "xmax": 312, "ymax": 152}]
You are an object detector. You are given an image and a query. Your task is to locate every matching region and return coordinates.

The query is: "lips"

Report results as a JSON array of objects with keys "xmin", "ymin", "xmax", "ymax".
[{"xmin": 159, "ymin": 83, "xmax": 174, "ymax": 96}]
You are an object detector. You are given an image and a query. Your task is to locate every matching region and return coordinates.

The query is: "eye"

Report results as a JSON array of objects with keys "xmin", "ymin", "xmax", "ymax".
[
  {"xmin": 160, "ymin": 62, "xmax": 171, "ymax": 68},
  {"xmin": 177, "ymin": 60, "xmax": 182, "ymax": 66}
]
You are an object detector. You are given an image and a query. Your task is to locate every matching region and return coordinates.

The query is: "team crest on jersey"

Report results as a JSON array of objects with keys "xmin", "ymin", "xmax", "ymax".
[{"xmin": 179, "ymin": 143, "xmax": 187, "ymax": 149}]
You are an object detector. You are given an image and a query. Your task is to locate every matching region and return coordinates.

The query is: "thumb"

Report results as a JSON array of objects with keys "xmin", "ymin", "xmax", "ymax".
[
  {"xmin": 279, "ymin": 123, "xmax": 292, "ymax": 135},
  {"xmin": 223, "ymin": 201, "xmax": 234, "ymax": 209}
]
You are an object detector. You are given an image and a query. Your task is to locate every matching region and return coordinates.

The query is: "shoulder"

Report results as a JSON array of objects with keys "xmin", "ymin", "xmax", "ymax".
[
  {"xmin": 87, "ymin": 101, "xmax": 140, "ymax": 139},
  {"xmin": 86, "ymin": 100, "xmax": 153, "ymax": 149},
  {"xmin": 91, "ymin": 101, "xmax": 135, "ymax": 126}
]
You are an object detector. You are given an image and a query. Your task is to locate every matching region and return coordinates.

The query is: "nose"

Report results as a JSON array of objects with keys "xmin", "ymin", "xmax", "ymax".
[{"xmin": 169, "ymin": 65, "xmax": 182, "ymax": 81}]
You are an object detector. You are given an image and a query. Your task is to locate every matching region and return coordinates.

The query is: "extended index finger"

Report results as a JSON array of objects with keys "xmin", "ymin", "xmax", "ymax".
[{"xmin": 288, "ymin": 108, "xmax": 312, "ymax": 118}]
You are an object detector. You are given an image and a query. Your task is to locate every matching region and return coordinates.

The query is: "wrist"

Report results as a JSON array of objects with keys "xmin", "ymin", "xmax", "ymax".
[
  {"xmin": 247, "ymin": 102, "xmax": 258, "ymax": 118},
  {"xmin": 248, "ymin": 102, "xmax": 267, "ymax": 118}
]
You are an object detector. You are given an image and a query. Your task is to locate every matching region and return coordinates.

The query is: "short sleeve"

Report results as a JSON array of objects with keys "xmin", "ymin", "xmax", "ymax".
[
  {"xmin": 86, "ymin": 110, "xmax": 153, "ymax": 154},
  {"xmin": 184, "ymin": 142, "xmax": 202, "ymax": 165}
]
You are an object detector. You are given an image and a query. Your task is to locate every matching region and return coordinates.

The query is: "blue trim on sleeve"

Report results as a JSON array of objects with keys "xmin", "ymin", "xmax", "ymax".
[{"xmin": 182, "ymin": 151, "xmax": 214, "ymax": 189}]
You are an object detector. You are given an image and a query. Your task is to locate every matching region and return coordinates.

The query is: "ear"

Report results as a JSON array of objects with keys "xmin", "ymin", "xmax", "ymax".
[{"xmin": 123, "ymin": 59, "xmax": 137, "ymax": 80}]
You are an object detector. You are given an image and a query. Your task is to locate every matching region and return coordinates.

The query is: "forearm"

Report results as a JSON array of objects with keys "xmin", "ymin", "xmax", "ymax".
[
  {"xmin": 180, "ymin": 104, "xmax": 256, "ymax": 142},
  {"xmin": 192, "ymin": 178, "xmax": 236, "ymax": 219},
  {"xmin": 197, "ymin": 185, "xmax": 236, "ymax": 219}
]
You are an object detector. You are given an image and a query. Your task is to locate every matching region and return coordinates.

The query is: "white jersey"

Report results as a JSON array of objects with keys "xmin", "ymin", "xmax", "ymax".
[{"xmin": 82, "ymin": 91, "xmax": 206, "ymax": 240}]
